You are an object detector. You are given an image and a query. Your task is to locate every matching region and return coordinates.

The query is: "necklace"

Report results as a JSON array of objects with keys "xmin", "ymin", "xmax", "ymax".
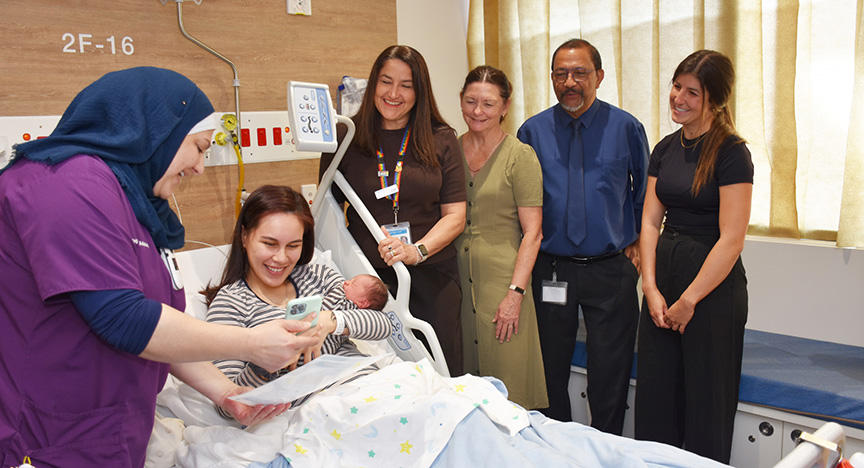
[
  {"xmin": 680, "ymin": 129, "xmax": 707, "ymax": 149},
  {"xmin": 466, "ymin": 132, "xmax": 506, "ymax": 173},
  {"xmin": 249, "ymin": 280, "xmax": 291, "ymax": 307}
]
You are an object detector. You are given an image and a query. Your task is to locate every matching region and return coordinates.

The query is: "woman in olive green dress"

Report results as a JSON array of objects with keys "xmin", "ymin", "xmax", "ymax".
[{"xmin": 455, "ymin": 65, "xmax": 547, "ymax": 409}]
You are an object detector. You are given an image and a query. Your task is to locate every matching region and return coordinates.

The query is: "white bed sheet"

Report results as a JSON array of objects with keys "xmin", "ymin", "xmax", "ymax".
[{"xmin": 168, "ymin": 358, "xmax": 730, "ymax": 468}]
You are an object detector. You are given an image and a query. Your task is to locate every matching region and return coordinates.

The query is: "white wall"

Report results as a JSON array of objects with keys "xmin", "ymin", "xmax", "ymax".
[
  {"xmin": 396, "ymin": 1, "xmax": 864, "ymax": 348},
  {"xmin": 396, "ymin": 0, "xmax": 469, "ymax": 136},
  {"xmin": 742, "ymin": 238, "xmax": 864, "ymax": 347}
]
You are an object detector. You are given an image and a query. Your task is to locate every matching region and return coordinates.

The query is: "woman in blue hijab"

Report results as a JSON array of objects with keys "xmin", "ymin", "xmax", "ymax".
[{"xmin": 0, "ymin": 67, "xmax": 321, "ymax": 467}]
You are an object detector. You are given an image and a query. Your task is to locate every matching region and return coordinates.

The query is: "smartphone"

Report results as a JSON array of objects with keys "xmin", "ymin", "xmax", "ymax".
[{"xmin": 285, "ymin": 295, "xmax": 322, "ymax": 327}]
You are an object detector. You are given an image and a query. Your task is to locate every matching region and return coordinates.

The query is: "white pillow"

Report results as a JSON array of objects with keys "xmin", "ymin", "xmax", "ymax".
[{"xmin": 310, "ymin": 248, "xmax": 339, "ymax": 273}]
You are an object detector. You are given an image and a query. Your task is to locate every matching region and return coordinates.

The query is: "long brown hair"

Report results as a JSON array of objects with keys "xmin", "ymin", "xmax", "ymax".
[
  {"xmin": 672, "ymin": 50, "xmax": 745, "ymax": 195},
  {"xmin": 202, "ymin": 185, "xmax": 314, "ymax": 306},
  {"xmin": 353, "ymin": 45, "xmax": 451, "ymax": 169},
  {"xmin": 460, "ymin": 65, "xmax": 512, "ymax": 123}
]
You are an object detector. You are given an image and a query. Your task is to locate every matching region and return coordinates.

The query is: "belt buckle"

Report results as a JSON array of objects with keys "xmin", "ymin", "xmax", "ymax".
[{"xmin": 570, "ymin": 255, "xmax": 592, "ymax": 266}]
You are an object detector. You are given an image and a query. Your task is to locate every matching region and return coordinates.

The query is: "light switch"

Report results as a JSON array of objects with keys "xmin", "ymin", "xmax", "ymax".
[{"xmin": 287, "ymin": 0, "xmax": 311, "ymax": 16}]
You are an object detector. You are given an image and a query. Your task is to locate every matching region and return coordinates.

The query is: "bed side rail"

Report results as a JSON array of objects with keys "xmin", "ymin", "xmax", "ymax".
[
  {"xmin": 773, "ymin": 422, "xmax": 845, "ymax": 468},
  {"xmin": 312, "ymin": 116, "xmax": 450, "ymax": 377}
]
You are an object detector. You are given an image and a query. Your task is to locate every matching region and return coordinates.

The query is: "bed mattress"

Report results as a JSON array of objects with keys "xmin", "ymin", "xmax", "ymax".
[{"xmin": 570, "ymin": 329, "xmax": 864, "ymax": 429}]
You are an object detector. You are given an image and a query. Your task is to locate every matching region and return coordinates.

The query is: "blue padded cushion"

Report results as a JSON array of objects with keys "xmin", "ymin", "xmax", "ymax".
[
  {"xmin": 738, "ymin": 330, "xmax": 864, "ymax": 430},
  {"xmin": 571, "ymin": 329, "xmax": 864, "ymax": 429}
]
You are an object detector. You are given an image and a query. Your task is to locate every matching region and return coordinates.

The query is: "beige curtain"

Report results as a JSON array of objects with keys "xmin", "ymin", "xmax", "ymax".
[
  {"xmin": 839, "ymin": 0, "xmax": 864, "ymax": 247},
  {"xmin": 468, "ymin": 0, "xmax": 864, "ymax": 247}
]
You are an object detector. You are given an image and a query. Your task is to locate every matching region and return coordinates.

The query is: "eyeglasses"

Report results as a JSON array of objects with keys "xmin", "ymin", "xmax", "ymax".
[{"xmin": 552, "ymin": 68, "xmax": 594, "ymax": 84}]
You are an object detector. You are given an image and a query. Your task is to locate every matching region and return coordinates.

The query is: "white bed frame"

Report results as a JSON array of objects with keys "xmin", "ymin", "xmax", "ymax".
[
  {"xmin": 773, "ymin": 422, "xmax": 845, "ymax": 468},
  {"xmin": 311, "ymin": 115, "xmax": 449, "ymax": 376}
]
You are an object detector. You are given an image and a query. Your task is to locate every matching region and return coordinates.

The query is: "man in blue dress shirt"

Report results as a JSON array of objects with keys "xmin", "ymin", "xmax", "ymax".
[{"xmin": 517, "ymin": 38, "xmax": 649, "ymax": 435}]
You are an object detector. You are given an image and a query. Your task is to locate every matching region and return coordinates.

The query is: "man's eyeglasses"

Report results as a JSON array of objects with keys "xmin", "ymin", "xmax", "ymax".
[{"xmin": 552, "ymin": 68, "xmax": 594, "ymax": 84}]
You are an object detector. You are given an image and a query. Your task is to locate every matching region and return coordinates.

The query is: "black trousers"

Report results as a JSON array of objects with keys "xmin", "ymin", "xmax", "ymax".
[
  {"xmin": 377, "ymin": 255, "xmax": 464, "ymax": 376},
  {"xmin": 531, "ymin": 250, "xmax": 639, "ymax": 435},
  {"xmin": 634, "ymin": 229, "xmax": 748, "ymax": 464}
]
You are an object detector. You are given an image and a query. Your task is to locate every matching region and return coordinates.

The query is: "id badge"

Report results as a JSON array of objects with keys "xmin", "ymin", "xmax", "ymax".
[
  {"xmin": 541, "ymin": 279, "xmax": 567, "ymax": 305},
  {"xmin": 375, "ymin": 184, "xmax": 399, "ymax": 199},
  {"xmin": 159, "ymin": 248, "xmax": 184, "ymax": 291},
  {"xmin": 383, "ymin": 221, "xmax": 412, "ymax": 244}
]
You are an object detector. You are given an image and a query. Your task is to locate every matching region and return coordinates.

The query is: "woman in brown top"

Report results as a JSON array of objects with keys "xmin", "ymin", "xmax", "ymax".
[{"xmin": 319, "ymin": 45, "xmax": 467, "ymax": 376}]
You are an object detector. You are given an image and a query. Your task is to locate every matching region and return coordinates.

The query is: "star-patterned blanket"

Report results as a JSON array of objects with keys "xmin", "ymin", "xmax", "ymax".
[
  {"xmin": 277, "ymin": 358, "xmax": 527, "ymax": 467},
  {"xmin": 172, "ymin": 357, "xmax": 730, "ymax": 468},
  {"xmin": 175, "ymin": 358, "xmax": 529, "ymax": 467}
]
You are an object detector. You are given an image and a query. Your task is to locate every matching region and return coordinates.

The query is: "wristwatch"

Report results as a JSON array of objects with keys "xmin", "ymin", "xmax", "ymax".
[
  {"xmin": 413, "ymin": 243, "xmax": 429, "ymax": 265},
  {"xmin": 509, "ymin": 284, "xmax": 526, "ymax": 295}
]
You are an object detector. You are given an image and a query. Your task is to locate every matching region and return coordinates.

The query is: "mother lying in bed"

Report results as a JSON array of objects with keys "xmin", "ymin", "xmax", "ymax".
[{"xmin": 202, "ymin": 185, "xmax": 392, "ymax": 416}]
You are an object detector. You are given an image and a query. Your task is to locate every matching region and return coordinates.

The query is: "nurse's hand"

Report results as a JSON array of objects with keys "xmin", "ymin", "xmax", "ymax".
[
  {"xmin": 219, "ymin": 385, "xmax": 291, "ymax": 426},
  {"xmin": 288, "ymin": 311, "xmax": 334, "ymax": 370},
  {"xmin": 247, "ymin": 319, "xmax": 321, "ymax": 372}
]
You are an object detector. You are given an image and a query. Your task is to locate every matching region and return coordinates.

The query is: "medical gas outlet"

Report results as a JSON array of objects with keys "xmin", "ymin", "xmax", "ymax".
[{"xmin": 203, "ymin": 111, "xmax": 318, "ymax": 167}]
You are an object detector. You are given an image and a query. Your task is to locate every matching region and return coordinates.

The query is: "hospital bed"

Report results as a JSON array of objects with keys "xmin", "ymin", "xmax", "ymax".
[
  {"xmin": 158, "ymin": 241, "xmax": 738, "ymax": 468},
  {"xmin": 150, "ymin": 91, "xmax": 862, "ymax": 467},
  {"xmin": 156, "ymin": 244, "xmax": 864, "ymax": 468}
]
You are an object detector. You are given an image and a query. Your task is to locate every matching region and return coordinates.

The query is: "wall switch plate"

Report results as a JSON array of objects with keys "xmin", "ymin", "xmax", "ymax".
[
  {"xmin": 300, "ymin": 184, "xmax": 316, "ymax": 204},
  {"xmin": 287, "ymin": 0, "xmax": 311, "ymax": 15}
]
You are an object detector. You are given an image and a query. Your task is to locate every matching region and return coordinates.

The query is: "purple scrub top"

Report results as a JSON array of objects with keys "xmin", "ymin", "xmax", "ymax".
[{"xmin": 0, "ymin": 155, "xmax": 185, "ymax": 467}]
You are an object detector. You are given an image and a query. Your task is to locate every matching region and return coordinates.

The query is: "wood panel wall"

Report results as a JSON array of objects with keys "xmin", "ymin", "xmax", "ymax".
[{"xmin": 0, "ymin": 0, "xmax": 396, "ymax": 249}]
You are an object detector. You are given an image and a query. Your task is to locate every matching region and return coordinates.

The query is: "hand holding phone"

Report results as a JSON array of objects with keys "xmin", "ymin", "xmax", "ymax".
[{"xmin": 285, "ymin": 295, "xmax": 322, "ymax": 327}]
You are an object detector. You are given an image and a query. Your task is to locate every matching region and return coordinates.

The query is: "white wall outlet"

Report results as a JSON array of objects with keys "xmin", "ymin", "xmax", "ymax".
[
  {"xmin": 287, "ymin": 0, "xmax": 311, "ymax": 16},
  {"xmin": 300, "ymin": 184, "xmax": 316, "ymax": 204}
]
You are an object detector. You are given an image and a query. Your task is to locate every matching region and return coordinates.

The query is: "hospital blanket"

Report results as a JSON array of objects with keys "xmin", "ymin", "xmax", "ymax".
[
  {"xmin": 173, "ymin": 359, "xmax": 728, "ymax": 468},
  {"xmin": 175, "ymin": 359, "xmax": 528, "ymax": 467},
  {"xmin": 250, "ymin": 411, "xmax": 731, "ymax": 468}
]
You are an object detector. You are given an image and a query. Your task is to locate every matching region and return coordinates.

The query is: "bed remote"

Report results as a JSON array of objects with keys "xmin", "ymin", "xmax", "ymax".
[{"xmin": 287, "ymin": 81, "xmax": 338, "ymax": 153}]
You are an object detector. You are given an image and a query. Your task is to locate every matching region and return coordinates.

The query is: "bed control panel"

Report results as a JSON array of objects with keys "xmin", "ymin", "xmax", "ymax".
[
  {"xmin": 286, "ymin": 81, "xmax": 338, "ymax": 153},
  {"xmin": 387, "ymin": 311, "xmax": 412, "ymax": 351}
]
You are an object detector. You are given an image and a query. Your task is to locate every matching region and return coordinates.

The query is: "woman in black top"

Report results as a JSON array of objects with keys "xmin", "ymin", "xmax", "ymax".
[
  {"xmin": 319, "ymin": 45, "xmax": 466, "ymax": 376},
  {"xmin": 634, "ymin": 50, "xmax": 754, "ymax": 464}
]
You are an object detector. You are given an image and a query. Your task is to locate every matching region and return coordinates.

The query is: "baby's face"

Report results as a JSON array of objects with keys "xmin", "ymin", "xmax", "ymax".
[{"xmin": 344, "ymin": 277, "xmax": 372, "ymax": 305}]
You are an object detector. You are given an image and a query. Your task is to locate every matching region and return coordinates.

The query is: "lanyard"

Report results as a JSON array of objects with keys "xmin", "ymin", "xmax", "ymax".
[
  {"xmin": 552, "ymin": 257, "xmax": 558, "ymax": 282},
  {"xmin": 376, "ymin": 127, "xmax": 411, "ymax": 224}
]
